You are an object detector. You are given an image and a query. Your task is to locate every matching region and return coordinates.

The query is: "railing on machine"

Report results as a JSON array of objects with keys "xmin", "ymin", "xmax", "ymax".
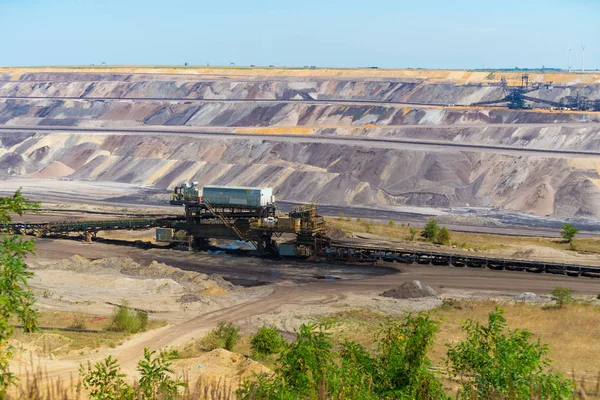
[{"xmin": 202, "ymin": 199, "xmax": 260, "ymax": 250}]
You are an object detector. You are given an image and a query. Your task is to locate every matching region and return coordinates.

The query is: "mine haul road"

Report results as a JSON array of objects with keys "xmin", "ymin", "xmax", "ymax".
[{"xmin": 1, "ymin": 125, "xmax": 599, "ymax": 158}]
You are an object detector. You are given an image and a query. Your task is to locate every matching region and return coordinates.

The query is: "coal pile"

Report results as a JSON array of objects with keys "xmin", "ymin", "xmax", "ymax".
[{"xmin": 380, "ymin": 280, "xmax": 438, "ymax": 299}]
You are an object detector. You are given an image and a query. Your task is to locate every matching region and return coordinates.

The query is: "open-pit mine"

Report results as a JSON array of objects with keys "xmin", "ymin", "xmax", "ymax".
[
  {"xmin": 1, "ymin": 68, "xmax": 600, "ymax": 220},
  {"xmin": 2, "ymin": 67, "xmax": 600, "ymax": 397}
]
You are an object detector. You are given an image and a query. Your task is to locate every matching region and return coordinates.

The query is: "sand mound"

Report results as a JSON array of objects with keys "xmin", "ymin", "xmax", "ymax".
[
  {"xmin": 31, "ymin": 161, "xmax": 74, "ymax": 178},
  {"xmin": 39, "ymin": 256, "xmax": 234, "ymax": 295},
  {"xmin": 173, "ymin": 349, "xmax": 272, "ymax": 398},
  {"xmin": 380, "ymin": 280, "xmax": 438, "ymax": 299},
  {"xmin": 202, "ymin": 286, "xmax": 229, "ymax": 297},
  {"xmin": 193, "ymin": 348, "xmax": 271, "ymax": 378}
]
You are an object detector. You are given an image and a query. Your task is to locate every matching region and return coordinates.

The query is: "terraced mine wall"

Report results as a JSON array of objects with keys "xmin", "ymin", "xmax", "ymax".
[{"xmin": 0, "ymin": 71, "xmax": 599, "ymax": 218}]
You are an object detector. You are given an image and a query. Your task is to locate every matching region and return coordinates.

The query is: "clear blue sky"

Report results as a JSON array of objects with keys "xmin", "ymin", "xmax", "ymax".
[{"xmin": 0, "ymin": 0, "xmax": 598, "ymax": 69}]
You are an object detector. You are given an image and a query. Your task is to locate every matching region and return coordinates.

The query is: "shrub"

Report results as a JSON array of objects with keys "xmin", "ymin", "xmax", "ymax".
[
  {"xmin": 435, "ymin": 227, "xmax": 451, "ymax": 245},
  {"xmin": 239, "ymin": 317, "xmax": 448, "ymax": 399},
  {"xmin": 251, "ymin": 325, "xmax": 284, "ymax": 356},
  {"xmin": 201, "ymin": 321, "xmax": 240, "ymax": 351},
  {"xmin": 70, "ymin": 312, "xmax": 87, "ymax": 330},
  {"xmin": 446, "ymin": 307, "xmax": 573, "ymax": 399},
  {"xmin": 79, "ymin": 349, "xmax": 183, "ymax": 400},
  {"xmin": 551, "ymin": 286, "xmax": 574, "ymax": 307},
  {"xmin": 408, "ymin": 227, "xmax": 418, "ymax": 241},
  {"xmin": 388, "ymin": 219, "xmax": 395, "ymax": 226},
  {"xmin": 79, "ymin": 355, "xmax": 135, "ymax": 400},
  {"xmin": 198, "ymin": 330, "xmax": 222, "ymax": 351},
  {"xmin": 561, "ymin": 223, "xmax": 578, "ymax": 244},
  {"xmin": 421, "ymin": 219, "xmax": 439, "ymax": 241},
  {"xmin": 107, "ymin": 302, "xmax": 147, "ymax": 333},
  {"xmin": 137, "ymin": 348, "xmax": 184, "ymax": 399}
]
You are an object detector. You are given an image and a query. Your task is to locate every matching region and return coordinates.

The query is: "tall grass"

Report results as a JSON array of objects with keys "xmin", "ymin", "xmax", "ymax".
[{"xmin": 6, "ymin": 369, "xmax": 599, "ymax": 399}]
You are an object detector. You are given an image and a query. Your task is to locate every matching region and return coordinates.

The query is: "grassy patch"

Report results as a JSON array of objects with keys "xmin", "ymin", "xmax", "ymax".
[
  {"xmin": 328, "ymin": 218, "xmax": 600, "ymax": 255},
  {"xmin": 10, "ymin": 310, "xmax": 166, "ymax": 356},
  {"xmin": 315, "ymin": 301, "xmax": 600, "ymax": 382}
]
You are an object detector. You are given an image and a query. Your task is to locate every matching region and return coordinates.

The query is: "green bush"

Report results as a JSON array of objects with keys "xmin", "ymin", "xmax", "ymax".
[
  {"xmin": 239, "ymin": 317, "xmax": 448, "ymax": 399},
  {"xmin": 137, "ymin": 348, "xmax": 184, "ymax": 399},
  {"xmin": 79, "ymin": 349, "xmax": 183, "ymax": 400},
  {"xmin": 251, "ymin": 325, "xmax": 284, "ymax": 356},
  {"xmin": 435, "ymin": 226, "xmax": 451, "ymax": 245},
  {"xmin": 79, "ymin": 355, "xmax": 135, "ymax": 400},
  {"xmin": 446, "ymin": 307, "xmax": 573, "ymax": 399},
  {"xmin": 408, "ymin": 227, "xmax": 418, "ymax": 241},
  {"xmin": 551, "ymin": 286, "xmax": 574, "ymax": 307},
  {"xmin": 198, "ymin": 330, "xmax": 222, "ymax": 351},
  {"xmin": 107, "ymin": 302, "xmax": 147, "ymax": 333},
  {"xmin": 421, "ymin": 219, "xmax": 439, "ymax": 241},
  {"xmin": 201, "ymin": 321, "xmax": 240, "ymax": 352},
  {"xmin": 388, "ymin": 219, "xmax": 395, "ymax": 226}
]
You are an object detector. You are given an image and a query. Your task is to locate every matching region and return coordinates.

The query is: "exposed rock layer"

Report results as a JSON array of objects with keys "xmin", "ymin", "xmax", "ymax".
[{"xmin": 0, "ymin": 71, "xmax": 599, "ymax": 218}]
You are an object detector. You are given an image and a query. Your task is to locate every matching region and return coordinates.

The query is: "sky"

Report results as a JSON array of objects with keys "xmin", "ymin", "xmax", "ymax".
[{"xmin": 0, "ymin": 0, "xmax": 598, "ymax": 70}]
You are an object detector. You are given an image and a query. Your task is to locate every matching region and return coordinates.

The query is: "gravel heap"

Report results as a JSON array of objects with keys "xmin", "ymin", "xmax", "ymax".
[{"xmin": 380, "ymin": 280, "xmax": 438, "ymax": 299}]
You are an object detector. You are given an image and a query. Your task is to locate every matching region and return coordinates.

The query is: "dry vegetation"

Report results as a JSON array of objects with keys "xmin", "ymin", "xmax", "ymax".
[
  {"xmin": 10, "ymin": 310, "xmax": 166, "ymax": 356},
  {"xmin": 329, "ymin": 217, "xmax": 600, "ymax": 255},
  {"xmin": 318, "ymin": 300, "xmax": 600, "ymax": 384}
]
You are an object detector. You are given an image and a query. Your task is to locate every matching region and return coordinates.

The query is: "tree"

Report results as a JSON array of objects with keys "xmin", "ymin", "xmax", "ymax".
[
  {"xmin": 551, "ymin": 286, "xmax": 574, "ymax": 307},
  {"xmin": 561, "ymin": 223, "xmax": 578, "ymax": 244},
  {"xmin": 0, "ymin": 190, "xmax": 39, "ymax": 393},
  {"xmin": 421, "ymin": 219, "xmax": 439, "ymax": 241},
  {"xmin": 446, "ymin": 307, "xmax": 573, "ymax": 399},
  {"xmin": 435, "ymin": 227, "xmax": 451, "ymax": 245}
]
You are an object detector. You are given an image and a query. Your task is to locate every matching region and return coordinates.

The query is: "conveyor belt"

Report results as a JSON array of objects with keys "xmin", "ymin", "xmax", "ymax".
[
  {"xmin": 2, "ymin": 217, "xmax": 598, "ymax": 278},
  {"xmin": 1, "ymin": 217, "xmax": 183, "ymax": 235},
  {"xmin": 326, "ymin": 242, "xmax": 600, "ymax": 277}
]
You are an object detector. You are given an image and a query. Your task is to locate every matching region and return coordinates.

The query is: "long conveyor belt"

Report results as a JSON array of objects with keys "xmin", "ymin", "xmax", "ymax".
[
  {"xmin": 2, "ymin": 218, "xmax": 599, "ymax": 278},
  {"xmin": 1, "ymin": 217, "xmax": 184, "ymax": 235},
  {"xmin": 326, "ymin": 242, "xmax": 600, "ymax": 277}
]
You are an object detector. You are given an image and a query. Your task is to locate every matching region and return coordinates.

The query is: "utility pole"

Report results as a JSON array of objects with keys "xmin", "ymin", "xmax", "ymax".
[
  {"xmin": 568, "ymin": 45, "xmax": 572, "ymax": 72},
  {"xmin": 581, "ymin": 42, "xmax": 585, "ymax": 72}
]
